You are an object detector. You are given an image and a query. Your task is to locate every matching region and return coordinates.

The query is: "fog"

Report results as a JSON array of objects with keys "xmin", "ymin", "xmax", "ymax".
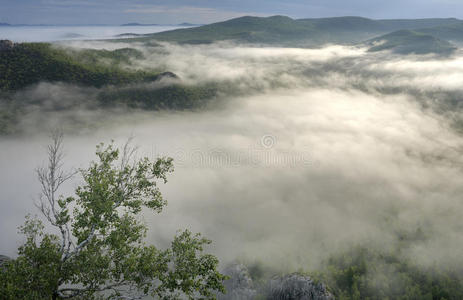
[
  {"xmin": 2, "ymin": 40, "xmax": 463, "ymax": 277},
  {"xmin": 0, "ymin": 25, "xmax": 187, "ymax": 43}
]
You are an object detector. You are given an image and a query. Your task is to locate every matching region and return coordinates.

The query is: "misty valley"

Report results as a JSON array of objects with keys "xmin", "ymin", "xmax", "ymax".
[{"xmin": 2, "ymin": 15, "xmax": 463, "ymax": 300}]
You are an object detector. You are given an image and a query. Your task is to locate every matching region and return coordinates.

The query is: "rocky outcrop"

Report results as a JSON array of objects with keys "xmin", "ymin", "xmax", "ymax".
[
  {"xmin": 218, "ymin": 263, "xmax": 257, "ymax": 300},
  {"xmin": 219, "ymin": 264, "xmax": 334, "ymax": 300},
  {"xmin": 0, "ymin": 40, "xmax": 15, "ymax": 51},
  {"xmin": 157, "ymin": 71, "xmax": 179, "ymax": 80},
  {"xmin": 266, "ymin": 274, "xmax": 334, "ymax": 300}
]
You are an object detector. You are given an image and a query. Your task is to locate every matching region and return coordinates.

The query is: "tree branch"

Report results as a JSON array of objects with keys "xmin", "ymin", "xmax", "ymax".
[
  {"xmin": 58, "ymin": 280, "xmax": 129, "ymax": 299},
  {"xmin": 36, "ymin": 131, "xmax": 76, "ymax": 258}
]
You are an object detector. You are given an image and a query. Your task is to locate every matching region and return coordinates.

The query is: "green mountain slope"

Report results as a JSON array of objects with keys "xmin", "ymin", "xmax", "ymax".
[
  {"xmin": 136, "ymin": 15, "xmax": 384, "ymax": 45},
  {"xmin": 138, "ymin": 15, "xmax": 321, "ymax": 45},
  {"xmin": 377, "ymin": 18, "xmax": 462, "ymax": 31},
  {"xmin": 416, "ymin": 23, "xmax": 463, "ymax": 43},
  {"xmin": 0, "ymin": 42, "xmax": 162, "ymax": 91},
  {"xmin": 132, "ymin": 15, "xmax": 463, "ymax": 46},
  {"xmin": 0, "ymin": 41, "xmax": 220, "ymax": 134},
  {"xmin": 367, "ymin": 30, "xmax": 457, "ymax": 55}
]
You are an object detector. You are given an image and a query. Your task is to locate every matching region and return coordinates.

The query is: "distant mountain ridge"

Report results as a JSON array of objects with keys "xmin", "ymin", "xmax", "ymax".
[
  {"xmin": 127, "ymin": 15, "xmax": 462, "ymax": 54},
  {"xmin": 376, "ymin": 18, "xmax": 461, "ymax": 31},
  {"xmin": 121, "ymin": 23, "xmax": 159, "ymax": 26},
  {"xmin": 121, "ymin": 22, "xmax": 201, "ymax": 27},
  {"xmin": 414, "ymin": 22, "xmax": 463, "ymax": 43}
]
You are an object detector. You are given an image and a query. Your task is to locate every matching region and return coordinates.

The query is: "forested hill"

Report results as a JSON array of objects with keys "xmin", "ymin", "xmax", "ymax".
[
  {"xmin": 132, "ymin": 15, "xmax": 463, "ymax": 47},
  {"xmin": 0, "ymin": 40, "xmax": 218, "ymax": 135},
  {"xmin": 367, "ymin": 30, "xmax": 458, "ymax": 55},
  {"xmin": 0, "ymin": 41, "xmax": 166, "ymax": 91}
]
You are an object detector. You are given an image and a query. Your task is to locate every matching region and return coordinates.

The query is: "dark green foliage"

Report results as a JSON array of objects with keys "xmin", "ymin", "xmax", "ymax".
[
  {"xmin": 0, "ymin": 217, "xmax": 62, "ymax": 300},
  {"xmin": 0, "ymin": 43, "xmax": 161, "ymax": 91},
  {"xmin": 319, "ymin": 247, "xmax": 463, "ymax": 300},
  {"xmin": 98, "ymin": 84, "xmax": 217, "ymax": 110},
  {"xmin": 0, "ymin": 42, "xmax": 221, "ymax": 134},
  {"xmin": 70, "ymin": 48, "xmax": 145, "ymax": 68},
  {"xmin": 0, "ymin": 139, "xmax": 227, "ymax": 299},
  {"xmin": 0, "ymin": 81, "xmax": 219, "ymax": 135}
]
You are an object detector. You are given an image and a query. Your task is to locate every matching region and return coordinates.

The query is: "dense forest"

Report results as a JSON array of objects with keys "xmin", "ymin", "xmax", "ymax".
[
  {"xmin": 0, "ymin": 42, "xmax": 161, "ymax": 90},
  {"xmin": 0, "ymin": 41, "xmax": 219, "ymax": 134}
]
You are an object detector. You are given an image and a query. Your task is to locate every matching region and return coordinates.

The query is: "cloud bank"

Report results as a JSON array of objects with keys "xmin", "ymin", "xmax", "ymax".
[{"xmin": 1, "ymin": 42, "xmax": 463, "ymax": 279}]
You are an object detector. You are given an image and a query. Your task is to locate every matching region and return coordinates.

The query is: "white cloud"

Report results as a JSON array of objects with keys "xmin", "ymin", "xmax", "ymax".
[{"xmin": 3, "ymin": 42, "xmax": 463, "ymax": 274}]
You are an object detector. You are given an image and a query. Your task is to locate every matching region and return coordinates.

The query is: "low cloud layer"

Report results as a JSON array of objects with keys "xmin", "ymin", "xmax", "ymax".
[
  {"xmin": 2, "ymin": 42, "xmax": 463, "ymax": 277},
  {"xmin": 0, "ymin": 26, "xmax": 186, "ymax": 43}
]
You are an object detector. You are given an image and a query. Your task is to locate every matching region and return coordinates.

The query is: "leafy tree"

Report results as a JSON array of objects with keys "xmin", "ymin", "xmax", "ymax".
[{"xmin": 0, "ymin": 133, "xmax": 226, "ymax": 299}]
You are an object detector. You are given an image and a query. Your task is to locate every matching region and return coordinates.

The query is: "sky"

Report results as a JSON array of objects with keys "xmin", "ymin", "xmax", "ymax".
[{"xmin": 0, "ymin": 0, "xmax": 462, "ymax": 25}]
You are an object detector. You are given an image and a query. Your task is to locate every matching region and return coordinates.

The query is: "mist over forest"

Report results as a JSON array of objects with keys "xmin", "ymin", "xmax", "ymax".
[{"xmin": 2, "ymin": 15, "xmax": 463, "ymax": 299}]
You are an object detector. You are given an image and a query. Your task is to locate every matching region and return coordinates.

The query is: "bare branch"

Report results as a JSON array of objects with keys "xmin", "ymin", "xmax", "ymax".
[
  {"xmin": 36, "ymin": 130, "xmax": 76, "ymax": 257},
  {"xmin": 62, "ymin": 224, "xmax": 96, "ymax": 263},
  {"xmin": 58, "ymin": 280, "xmax": 130, "ymax": 299},
  {"xmin": 120, "ymin": 136, "xmax": 138, "ymax": 171}
]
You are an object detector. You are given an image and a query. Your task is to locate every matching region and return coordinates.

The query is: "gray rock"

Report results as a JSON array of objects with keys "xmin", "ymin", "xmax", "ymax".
[
  {"xmin": 219, "ymin": 264, "xmax": 334, "ymax": 300},
  {"xmin": 157, "ymin": 71, "xmax": 179, "ymax": 80},
  {"xmin": 219, "ymin": 263, "xmax": 257, "ymax": 300},
  {"xmin": 0, "ymin": 40, "xmax": 15, "ymax": 51},
  {"xmin": 267, "ymin": 274, "xmax": 334, "ymax": 300}
]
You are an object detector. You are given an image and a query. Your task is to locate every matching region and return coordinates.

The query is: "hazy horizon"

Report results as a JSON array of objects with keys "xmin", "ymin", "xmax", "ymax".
[
  {"xmin": 1, "ymin": 14, "xmax": 463, "ymax": 27},
  {"xmin": 0, "ymin": 25, "xmax": 190, "ymax": 42},
  {"xmin": 2, "ymin": 0, "xmax": 463, "ymax": 26}
]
